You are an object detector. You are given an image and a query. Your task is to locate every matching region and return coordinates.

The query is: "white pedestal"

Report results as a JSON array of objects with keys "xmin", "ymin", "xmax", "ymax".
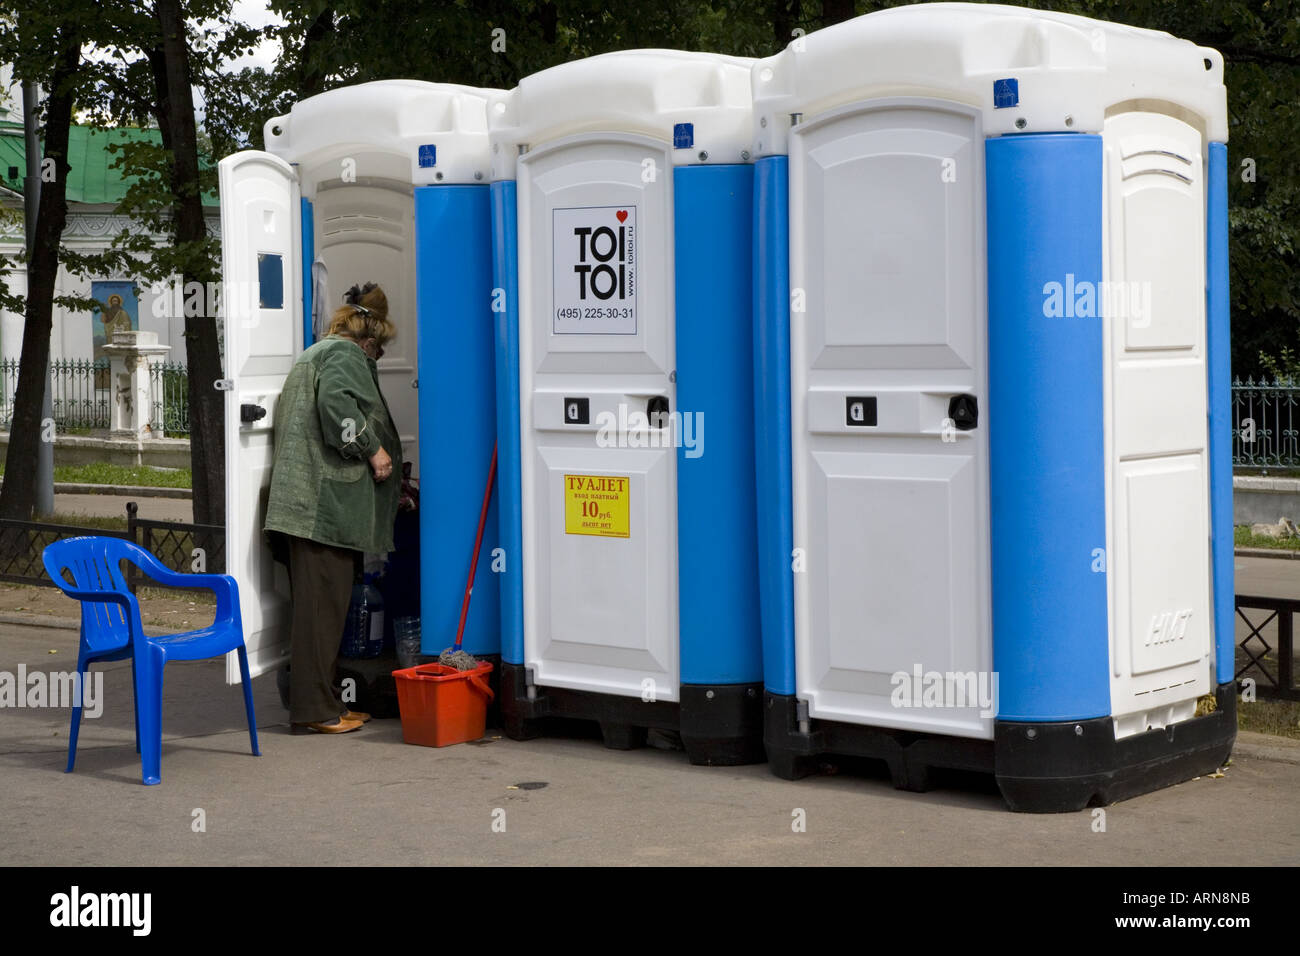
[{"xmin": 101, "ymin": 330, "xmax": 172, "ymax": 439}]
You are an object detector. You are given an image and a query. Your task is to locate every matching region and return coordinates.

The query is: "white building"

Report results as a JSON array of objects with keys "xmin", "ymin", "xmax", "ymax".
[{"xmin": 0, "ymin": 65, "xmax": 219, "ymax": 375}]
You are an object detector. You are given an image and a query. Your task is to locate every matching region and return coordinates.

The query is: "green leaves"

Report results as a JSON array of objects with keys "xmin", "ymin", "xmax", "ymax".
[
  {"xmin": 8, "ymin": 0, "xmax": 1298, "ymax": 379},
  {"xmin": 1041, "ymin": 0, "xmax": 1300, "ymax": 375}
]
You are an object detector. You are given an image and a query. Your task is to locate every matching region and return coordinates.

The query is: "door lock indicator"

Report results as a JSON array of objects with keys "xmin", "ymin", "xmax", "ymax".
[
  {"xmin": 647, "ymin": 396, "xmax": 670, "ymax": 429},
  {"xmin": 948, "ymin": 394, "xmax": 978, "ymax": 430},
  {"xmin": 564, "ymin": 397, "xmax": 590, "ymax": 425},
  {"xmin": 845, "ymin": 396, "xmax": 877, "ymax": 427}
]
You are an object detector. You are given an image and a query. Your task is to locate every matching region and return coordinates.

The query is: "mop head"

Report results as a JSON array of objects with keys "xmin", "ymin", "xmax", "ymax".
[{"xmin": 438, "ymin": 648, "xmax": 480, "ymax": 671}]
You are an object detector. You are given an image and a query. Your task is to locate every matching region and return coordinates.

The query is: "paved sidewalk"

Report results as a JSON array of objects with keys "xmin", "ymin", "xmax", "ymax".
[
  {"xmin": 52, "ymin": 493, "xmax": 192, "ymax": 523},
  {"xmin": 0, "ymin": 620, "xmax": 1297, "ymax": 866},
  {"xmin": 1236, "ymin": 555, "xmax": 1300, "ymax": 599}
]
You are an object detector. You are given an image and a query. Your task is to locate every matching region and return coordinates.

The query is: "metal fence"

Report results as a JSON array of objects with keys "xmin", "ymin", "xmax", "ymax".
[
  {"xmin": 0, "ymin": 517, "xmax": 131, "ymax": 586},
  {"xmin": 1235, "ymin": 594, "xmax": 1299, "ymax": 701},
  {"xmin": 0, "ymin": 358, "xmax": 111, "ymax": 431},
  {"xmin": 126, "ymin": 500, "xmax": 223, "ymax": 584},
  {"xmin": 149, "ymin": 362, "xmax": 190, "ymax": 436},
  {"xmin": 0, "ymin": 502, "xmax": 222, "ymax": 591},
  {"xmin": 1233, "ymin": 377, "xmax": 1299, "ymax": 468},
  {"xmin": 53, "ymin": 359, "xmax": 111, "ymax": 430},
  {"xmin": 0, "ymin": 358, "xmax": 189, "ymax": 436}
]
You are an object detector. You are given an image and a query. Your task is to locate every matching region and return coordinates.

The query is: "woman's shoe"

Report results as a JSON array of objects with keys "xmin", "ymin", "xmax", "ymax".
[
  {"xmin": 291, "ymin": 715, "xmax": 364, "ymax": 735},
  {"xmin": 343, "ymin": 710, "xmax": 372, "ymax": 723}
]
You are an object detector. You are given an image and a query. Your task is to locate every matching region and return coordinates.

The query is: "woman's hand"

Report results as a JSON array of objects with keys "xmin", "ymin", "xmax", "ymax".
[{"xmin": 369, "ymin": 446, "xmax": 393, "ymax": 482}]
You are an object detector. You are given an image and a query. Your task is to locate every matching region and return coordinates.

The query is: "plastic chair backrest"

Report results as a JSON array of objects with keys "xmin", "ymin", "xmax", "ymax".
[{"xmin": 42, "ymin": 536, "xmax": 142, "ymax": 651}]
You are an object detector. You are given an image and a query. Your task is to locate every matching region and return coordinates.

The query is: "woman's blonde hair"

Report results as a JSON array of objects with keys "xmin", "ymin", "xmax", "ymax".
[{"xmin": 327, "ymin": 282, "xmax": 396, "ymax": 346}]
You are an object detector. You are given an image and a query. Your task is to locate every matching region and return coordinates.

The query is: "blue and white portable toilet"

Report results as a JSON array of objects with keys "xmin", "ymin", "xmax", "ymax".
[
  {"xmin": 750, "ymin": 4, "xmax": 1236, "ymax": 810},
  {"xmin": 217, "ymin": 80, "xmax": 502, "ymax": 685},
  {"xmin": 489, "ymin": 51, "xmax": 765, "ymax": 763}
]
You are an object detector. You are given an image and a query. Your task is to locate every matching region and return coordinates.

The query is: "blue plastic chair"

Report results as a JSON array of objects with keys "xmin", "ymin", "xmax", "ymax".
[{"xmin": 42, "ymin": 536, "xmax": 260, "ymax": 785}]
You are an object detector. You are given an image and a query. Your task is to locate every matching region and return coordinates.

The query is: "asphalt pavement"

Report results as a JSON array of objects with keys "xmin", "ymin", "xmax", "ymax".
[
  {"xmin": 0, "ymin": 620, "xmax": 1296, "ymax": 866},
  {"xmin": 51, "ymin": 492, "xmax": 192, "ymax": 523}
]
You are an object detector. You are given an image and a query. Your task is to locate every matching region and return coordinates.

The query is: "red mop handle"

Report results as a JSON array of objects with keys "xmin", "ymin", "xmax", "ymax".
[{"xmin": 454, "ymin": 443, "xmax": 498, "ymax": 651}]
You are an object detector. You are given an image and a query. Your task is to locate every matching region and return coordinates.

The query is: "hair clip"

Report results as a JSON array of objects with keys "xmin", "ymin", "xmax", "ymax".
[
  {"xmin": 344, "ymin": 281, "xmax": 378, "ymax": 318},
  {"xmin": 344, "ymin": 281, "xmax": 379, "ymax": 300}
]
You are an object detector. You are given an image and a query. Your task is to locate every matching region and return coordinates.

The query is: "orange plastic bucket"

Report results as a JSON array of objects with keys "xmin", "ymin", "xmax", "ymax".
[{"xmin": 392, "ymin": 661, "xmax": 495, "ymax": 747}]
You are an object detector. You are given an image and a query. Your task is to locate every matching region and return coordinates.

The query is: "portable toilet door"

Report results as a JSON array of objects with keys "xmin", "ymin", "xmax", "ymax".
[
  {"xmin": 218, "ymin": 148, "xmax": 302, "ymax": 684},
  {"xmin": 218, "ymin": 80, "xmax": 501, "ymax": 685},
  {"xmin": 751, "ymin": 3, "xmax": 1237, "ymax": 810},
  {"xmin": 489, "ymin": 50, "xmax": 764, "ymax": 764}
]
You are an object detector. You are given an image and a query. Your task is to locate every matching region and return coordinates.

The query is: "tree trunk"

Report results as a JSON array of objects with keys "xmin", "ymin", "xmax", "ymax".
[
  {"xmin": 772, "ymin": 0, "xmax": 803, "ymax": 51},
  {"xmin": 0, "ymin": 22, "xmax": 79, "ymax": 520},
  {"xmin": 154, "ymin": 0, "xmax": 225, "ymax": 528},
  {"xmin": 821, "ymin": 0, "xmax": 855, "ymax": 28},
  {"xmin": 298, "ymin": 7, "xmax": 336, "ymax": 100}
]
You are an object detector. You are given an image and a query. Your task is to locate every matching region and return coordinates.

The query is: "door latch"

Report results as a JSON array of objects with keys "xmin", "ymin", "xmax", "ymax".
[
  {"xmin": 646, "ymin": 396, "xmax": 669, "ymax": 428},
  {"xmin": 240, "ymin": 403, "xmax": 267, "ymax": 423},
  {"xmin": 948, "ymin": 394, "xmax": 978, "ymax": 430}
]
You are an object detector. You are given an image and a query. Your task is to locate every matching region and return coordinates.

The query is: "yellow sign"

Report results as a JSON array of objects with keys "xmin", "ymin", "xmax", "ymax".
[{"xmin": 564, "ymin": 474, "xmax": 630, "ymax": 538}]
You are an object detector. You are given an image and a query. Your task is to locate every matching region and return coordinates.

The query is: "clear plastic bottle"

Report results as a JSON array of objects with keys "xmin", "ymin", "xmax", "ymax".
[{"xmin": 340, "ymin": 574, "xmax": 386, "ymax": 659}]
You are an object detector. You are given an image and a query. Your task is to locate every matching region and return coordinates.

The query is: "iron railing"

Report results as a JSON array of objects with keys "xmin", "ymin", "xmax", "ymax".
[
  {"xmin": 0, "ymin": 501, "xmax": 221, "ymax": 591},
  {"xmin": 1233, "ymin": 377, "xmax": 1300, "ymax": 468},
  {"xmin": 125, "ymin": 501, "xmax": 223, "ymax": 586},
  {"xmin": 149, "ymin": 361, "xmax": 190, "ymax": 436},
  {"xmin": 0, "ymin": 358, "xmax": 111, "ymax": 431},
  {"xmin": 0, "ymin": 517, "xmax": 132, "ymax": 586},
  {"xmin": 1235, "ymin": 594, "xmax": 1299, "ymax": 701},
  {"xmin": 0, "ymin": 357, "xmax": 190, "ymax": 436}
]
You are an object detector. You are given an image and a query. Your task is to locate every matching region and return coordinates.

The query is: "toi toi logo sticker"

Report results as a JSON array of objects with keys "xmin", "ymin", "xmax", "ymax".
[{"xmin": 552, "ymin": 205, "xmax": 637, "ymax": 335}]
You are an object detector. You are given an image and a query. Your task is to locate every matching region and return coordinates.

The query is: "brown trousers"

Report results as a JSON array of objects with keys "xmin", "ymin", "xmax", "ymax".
[{"xmin": 286, "ymin": 535, "xmax": 359, "ymax": 724}]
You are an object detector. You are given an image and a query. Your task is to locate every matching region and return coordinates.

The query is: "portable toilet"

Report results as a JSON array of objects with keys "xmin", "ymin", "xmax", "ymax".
[
  {"xmin": 750, "ymin": 3, "xmax": 1236, "ymax": 810},
  {"xmin": 217, "ymin": 80, "xmax": 502, "ymax": 687},
  {"xmin": 488, "ymin": 51, "xmax": 764, "ymax": 763}
]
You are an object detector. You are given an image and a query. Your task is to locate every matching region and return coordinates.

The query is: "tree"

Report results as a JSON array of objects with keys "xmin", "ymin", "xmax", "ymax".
[
  {"xmin": 0, "ymin": 8, "xmax": 85, "ymax": 520},
  {"xmin": 1044, "ymin": 0, "xmax": 1300, "ymax": 378},
  {"xmin": 72, "ymin": 0, "xmax": 264, "ymax": 527},
  {"xmin": 6, "ymin": 0, "xmax": 1284, "ymax": 529},
  {"xmin": 153, "ymin": 0, "xmax": 225, "ymax": 527}
]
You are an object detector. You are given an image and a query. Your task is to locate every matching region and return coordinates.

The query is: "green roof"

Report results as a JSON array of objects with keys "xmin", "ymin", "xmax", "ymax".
[
  {"xmin": 0, "ymin": 120, "xmax": 22, "ymax": 194},
  {"xmin": 0, "ymin": 122, "xmax": 217, "ymax": 207}
]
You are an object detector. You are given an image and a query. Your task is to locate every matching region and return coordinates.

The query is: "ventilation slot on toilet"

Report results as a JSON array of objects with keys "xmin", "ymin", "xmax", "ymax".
[
  {"xmin": 322, "ymin": 214, "xmax": 403, "ymax": 239},
  {"xmin": 1119, "ymin": 146, "xmax": 1194, "ymax": 186}
]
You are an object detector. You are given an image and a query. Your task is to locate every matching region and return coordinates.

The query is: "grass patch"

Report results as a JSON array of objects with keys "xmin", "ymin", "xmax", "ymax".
[
  {"xmin": 0, "ymin": 461, "xmax": 190, "ymax": 489},
  {"xmin": 55, "ymin": 463, "xmax": 190, "ymax": 488},
  {"xmin": 1234, "ymin": 525, "xmax": 1300, "ymax": 551},
  {"xmin": 1235, "ymin": 642, "xmax": 1300, "ymax": 737},
  {"xmin": 1238, "ymin": 697, "xmax": 1300, "ymax": 740}
]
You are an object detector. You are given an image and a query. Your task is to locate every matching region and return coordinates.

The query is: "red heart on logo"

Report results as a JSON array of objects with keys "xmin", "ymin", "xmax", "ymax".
[{"xmin": 616, "ymin": 210, "xmax": 628, "ymax": 223}]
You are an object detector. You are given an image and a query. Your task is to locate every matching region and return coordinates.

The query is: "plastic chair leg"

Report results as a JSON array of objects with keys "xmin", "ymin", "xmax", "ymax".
[
  {"xmin": 134, "ymin": 644, "xmax": 165, "ymax": 786},
  {"xmin": 131, "ymin": 655, "xmax": 141, "ymax": 754},
  {"xmin": 237, "ymin": 645, "xmax": 260, "ymax": 757},
  {"xmin": 65, "ymin": 653, "xmax": 88, "ymax": 774}
]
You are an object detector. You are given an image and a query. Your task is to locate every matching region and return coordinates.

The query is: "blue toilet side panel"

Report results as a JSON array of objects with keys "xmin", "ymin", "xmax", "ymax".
[
  {"xmin": 1207, "ymin": 142, "xmax": 1234, "ymax": 686},
  {"xmin": 414, "ymin": 185, "xmax": 500, "ymax": 656},
  {"xmin": 752, "ymin": 156, "xmax": 796, "ymax": 696},
  {"xmin": 491, "ymin": 180, "xmax": 525, "ymax": 666},
  {"xmin": 674, "ymin": 165, "xmax": 762, "ymax": 686},
  {"xmin": 301, "ymin": 197, "xmax": 314, "ymax": 348},
  {"xmin": 986, "ymin": 134, "xmax": 1110, "ymax": 721}
]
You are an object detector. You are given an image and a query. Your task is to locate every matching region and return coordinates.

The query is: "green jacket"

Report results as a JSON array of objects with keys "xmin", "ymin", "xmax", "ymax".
[{"xmin": 264, "ymin": 334, "xmax": 403, "ymax": 554}]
